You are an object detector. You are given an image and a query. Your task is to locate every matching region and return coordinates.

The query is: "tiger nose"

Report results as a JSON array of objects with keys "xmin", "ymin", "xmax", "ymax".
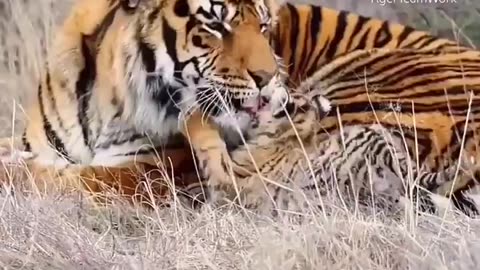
[{"xmin": 247, "ymin": 70, "xmax": 275, "ymax": 89}]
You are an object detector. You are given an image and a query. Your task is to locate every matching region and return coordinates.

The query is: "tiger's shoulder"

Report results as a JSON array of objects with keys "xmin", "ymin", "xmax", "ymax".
[
  {"xmin": 48, "ymin": 0, "xmax": 129, "ymax": 80},
  {"xmin": 274, "ymin": 3, "xmax": 468, "ymax": 85}
]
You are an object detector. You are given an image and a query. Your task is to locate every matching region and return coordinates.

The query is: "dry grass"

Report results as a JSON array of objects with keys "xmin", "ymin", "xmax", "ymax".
[{"xmin": 2, "ymin": 1, "xmax": 480, "ymax": 269}]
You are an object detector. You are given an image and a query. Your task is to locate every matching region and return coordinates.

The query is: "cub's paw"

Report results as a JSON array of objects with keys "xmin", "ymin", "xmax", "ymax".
[
  {"xmin": 310, "ymin": 94, "xmax": 332, "ymax": 119},
  {"xmin": 260, "ymin": 85, "xmax": 291, "ymax": 117}
]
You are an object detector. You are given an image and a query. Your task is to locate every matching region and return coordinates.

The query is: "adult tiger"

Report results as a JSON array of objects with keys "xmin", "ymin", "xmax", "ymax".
[
  {"xmin": 0, "ymin": 0, "xmax": 288, "ymax": 207},
  {"xmin": 184, "ymin": 47, "xmax": 480, "ymax": 217}
]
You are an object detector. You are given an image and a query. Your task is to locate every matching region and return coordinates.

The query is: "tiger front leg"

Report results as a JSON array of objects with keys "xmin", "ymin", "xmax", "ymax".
[{"xmin": 180, "ymin": 111, "xmax": 237, "ymax": 194}]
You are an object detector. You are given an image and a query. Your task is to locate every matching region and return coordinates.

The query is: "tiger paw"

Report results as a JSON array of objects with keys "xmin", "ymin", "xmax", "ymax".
[{"xmin": 195, "ymin": 146, "xmax": 235, "ymax": 187}]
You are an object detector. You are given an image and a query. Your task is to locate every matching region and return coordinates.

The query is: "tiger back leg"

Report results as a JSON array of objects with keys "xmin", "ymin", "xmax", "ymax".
[
  {"xmin": 372, "ymin": 129, "xmax": 480, "ymax": 216},
  {"xmin": 398, "ymin": 166, "xmax": 480, "ymax": 217}
]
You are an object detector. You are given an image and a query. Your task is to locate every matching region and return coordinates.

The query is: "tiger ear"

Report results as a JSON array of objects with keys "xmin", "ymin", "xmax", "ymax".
[{"xmin": 120, "ymin": 0, "xmax": 141, "ymax": 11}]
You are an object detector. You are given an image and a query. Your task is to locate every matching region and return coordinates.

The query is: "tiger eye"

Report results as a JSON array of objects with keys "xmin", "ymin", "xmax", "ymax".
[{"xmin": 174, "ymin": 0, "xmax": 189, "ymax": 17}]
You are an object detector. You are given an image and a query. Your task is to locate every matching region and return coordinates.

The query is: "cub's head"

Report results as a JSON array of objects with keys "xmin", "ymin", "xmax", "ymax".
[
  {"xmin": 247, "ymin": 92, "xmax": 332, "ymax": 143},
  {"xmin": 118, "ymin": 0, "xmax": 286, "ymax": 132}
]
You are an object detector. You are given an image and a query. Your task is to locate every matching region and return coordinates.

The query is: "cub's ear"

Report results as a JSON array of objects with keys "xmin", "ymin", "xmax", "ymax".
[{"xmin": 120, "ymin": 0, "xmax": 141, "ymax": 11}]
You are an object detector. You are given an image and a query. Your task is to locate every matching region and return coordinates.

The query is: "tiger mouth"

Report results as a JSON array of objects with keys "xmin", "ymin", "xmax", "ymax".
[{"xmin": 239, "ymin": 96, "xmax": 268, "ymax": 117}]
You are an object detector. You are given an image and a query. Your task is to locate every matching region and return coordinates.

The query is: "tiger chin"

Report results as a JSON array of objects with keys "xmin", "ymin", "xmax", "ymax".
[{"xmin": 0, "ymin": 0, "xmax": 288, "ymax": 207}]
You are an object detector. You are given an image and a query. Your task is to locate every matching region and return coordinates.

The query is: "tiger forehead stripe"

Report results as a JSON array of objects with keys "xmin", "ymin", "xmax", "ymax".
[{"xmin": 195, "ymin": 0, "xmax": 230, "ymax": 20}]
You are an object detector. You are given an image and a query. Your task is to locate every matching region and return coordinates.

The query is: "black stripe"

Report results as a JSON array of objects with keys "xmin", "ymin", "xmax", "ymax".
[
  {"xmin": 346, "ymin": 15, "xmax": 369, "ymax": 51},
  {"xmin": 44, "ymin": 71, "xmax": 66, "ymax": 132},
  {"xmin": 320, "ymin": 50, "xmax": 380, "ymax": 83},
  {"xmin": 138, "ymin": 32, "xmax": 156, "ymax": 73},
  {"xmin": 73, "ymin": 4, "xmax": 119, "ymax": 153},
  {"xmin": 333, "ymin": 101, "xmax": 406, "ymax": 115},
  {"xmin": 38, "ymin": 82, "xmax": 74, "ymax": 163},
  {"xmin": 296, "ymin": 6, "xmax": 315, "ymax": 81},
  {"xmin": 353, "ymin": 29, "xmax": 370, "ymax": 51},
  {"xmin": 148, "ymin": 7, "xmax": 161, "ymax": 23},
  {"xmin": 351, "ymin": 50, "xmax": 419, "ymax": 73},
  {"xmin": 90, "ymin": 4, "xmax": 119, "ymax": 46},
  {"xmin": 76, "ymin": 37, "xmax": 95, "ymax": 151},
  {"xmin": 447, "ymin": 121, "xmax": 474, "ymax": 156},
  {"xmin": 301, "ymin": 6, "xmax": 323, "ymax": 78},
  {"xmin": 96, "ymin": 133, "xmax": 146, "ymax": 149},
  {"xmin": 397, "ymin": 26, "xmax": 415, "ymax": 47},
  {"xmin": 140, "ymin": 22, "xmax": 181, "ymax": 116},
  {"xmin": 286, "ymin": 3, "xmax": 299, "ymax": 76},
  {"xmin": 135, "ymin": 17, "xmax": 181, "ymax": 117},
  {"xmin": 305, "ymin": 37, "xmax": 330, "ymax": 78},
  {"xmin": 402, "ymin": 34, "xmax": 429, "ymax": 48},
  {"xmin": 336, "ymin": 60, "xmax": 438, "ymax": 91},
  {"xmin": 309, "ymin": 6, "xmax": 322, "ymax": 53},
  {"xmin": 417, "ymin": 35, "xmax": 440, "ymax": 48},
  {"xmin": 377, "ymin": 74, "xmax": 479, "ymax": 95},
  {"xmin": 163, "ymin": 17, "xmax": 184, "ymax": 75},
  {"xmin": 322, "ymin": 50, "xmax": 437, "ymax": 94},
  {"xmin": 325, "ymin": 10, "xmax": 347, "ymax": 60},
  {"xmin": 186, "ymin": 16, "xmax": 197, "ymax": 36},
  {"xmin": 374, "ymin": 21, "xmax": 392, "ymax": 47},
  {"xmin": 344, "ymin": 131, "xmax": 378, "ymax": 160},
  {"xmin": 272, "ymin": 13, "xmax": 283, "ymax": 55},
  {"xmin": 22, "ymin": 130, "xmax": 31, "ymax": 152}
]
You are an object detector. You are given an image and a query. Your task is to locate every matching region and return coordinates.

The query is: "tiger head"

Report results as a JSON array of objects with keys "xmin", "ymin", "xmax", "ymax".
[{"xmin": 115, "ymin": 0, "xmax": 287, "ymax": 133}]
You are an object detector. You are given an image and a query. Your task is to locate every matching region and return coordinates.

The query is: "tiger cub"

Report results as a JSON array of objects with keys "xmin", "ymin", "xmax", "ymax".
[{"xmin": 184, "ymin": 90, "xmax": 480, "ymax": 217}]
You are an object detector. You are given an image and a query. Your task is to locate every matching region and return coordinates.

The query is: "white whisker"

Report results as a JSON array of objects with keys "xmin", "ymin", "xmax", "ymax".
[
  {"xmin": 185, "ymin": 90, "xmax": 217, "ymax": 120},
  {"xmin": 201, "ymin": 89, "xmax": 221, "ymax": 124}
]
